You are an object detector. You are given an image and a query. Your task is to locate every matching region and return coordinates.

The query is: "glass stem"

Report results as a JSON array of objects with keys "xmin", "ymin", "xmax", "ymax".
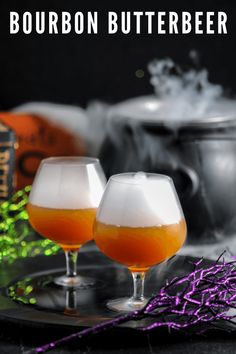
[
  {"xmin": 65, "ymin": 250, "xmax": 78, "ymax": 278},
  {"xmin": 66, "ymin": 289, "xmax": 77, "ymax": 310},
  {"xmin": 131, "ymin": 271, "xmax": 145, "ymax": 302}
]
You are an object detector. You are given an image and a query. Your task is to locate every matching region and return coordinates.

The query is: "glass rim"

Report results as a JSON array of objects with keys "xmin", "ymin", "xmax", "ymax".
[
  {"xmin": 109, "ymin": 172, "xmax": 172, "ymax": 185},
  {"xmin": 40, "ymin": 156, "xmax": 100, "ymax": 166}
]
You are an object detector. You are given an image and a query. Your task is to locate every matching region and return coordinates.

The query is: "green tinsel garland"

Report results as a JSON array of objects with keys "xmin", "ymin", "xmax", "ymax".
[{"xmin": 0, "ymin": 186, "xmax": 60, "ymax": 263}]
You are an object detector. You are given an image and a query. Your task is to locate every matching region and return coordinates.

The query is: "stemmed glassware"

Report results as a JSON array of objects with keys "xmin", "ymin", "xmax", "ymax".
[
  {"xmin": 27, "ymin": 157, "xmax": 106, "ymax": 288},
  {"xmin": 94, "ymin": 172, "xmax": 187, "ymax": 312}
]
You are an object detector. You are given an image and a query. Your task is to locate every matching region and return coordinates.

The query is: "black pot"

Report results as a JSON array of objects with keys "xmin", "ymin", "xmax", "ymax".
[{"xmin": 99, "ymin": 96, "xmax": 236, "ymax": 243}]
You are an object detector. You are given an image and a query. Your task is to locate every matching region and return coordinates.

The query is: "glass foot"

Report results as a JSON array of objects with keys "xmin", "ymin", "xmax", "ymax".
[
  {"xmin": 54, "ymin": 275, "xmax": 95, "ymax": 288},
  {"xmin": 107, "ymin": 297, "xmax": 148, "ymax": 312}
]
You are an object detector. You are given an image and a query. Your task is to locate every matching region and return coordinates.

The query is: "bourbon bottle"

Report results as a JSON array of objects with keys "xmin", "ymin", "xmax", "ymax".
[{"xmin": 0, "ymin": 121, "xmax": 16, "ymax": 201}]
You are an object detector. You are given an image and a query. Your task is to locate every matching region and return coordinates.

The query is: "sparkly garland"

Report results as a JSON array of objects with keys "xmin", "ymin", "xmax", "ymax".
[
  {"xmin": 26, "ymin": 254, "xmax": 236, "ymax": 354},
  {"xmin": 0, "ymin": 186, "xmax": 59, "ymax": 263}
]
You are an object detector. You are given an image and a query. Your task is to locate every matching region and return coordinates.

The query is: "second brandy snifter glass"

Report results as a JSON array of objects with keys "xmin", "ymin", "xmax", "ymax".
[
  {"xmin": 94, "ymin": 172, "xmax": 187, "ymax": 312},
  {"xmin": 27, "ymin": 156, "xmax": 106, "ymax": 288}
]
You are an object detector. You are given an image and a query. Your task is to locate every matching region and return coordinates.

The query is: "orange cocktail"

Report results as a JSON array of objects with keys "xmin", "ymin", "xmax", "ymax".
[
  {"xmin": 93, "ymin": 172, "xmax": 187, "ymax": 311},
  {"xmin": 27, "ymin": 204, "xmax": 96, "ymax": 251},
  {"xmin": 94, "ymin": 219, "xmax": 186, "ymax": 272}
]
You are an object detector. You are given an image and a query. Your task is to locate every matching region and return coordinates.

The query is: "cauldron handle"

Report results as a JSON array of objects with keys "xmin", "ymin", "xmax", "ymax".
[
  {"xmin": 154, "ymin": 163, "xmax": 199, "ymax": 199},
  {"xmin": 177, "ymin": 164, "xmax": 199, "ymax": 199}
]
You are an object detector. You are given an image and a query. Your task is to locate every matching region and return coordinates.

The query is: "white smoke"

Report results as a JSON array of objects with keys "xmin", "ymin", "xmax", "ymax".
[
  {"xmin": 12, "ymin": 54, "xmax": 236, "ymax": 158},
  {"xmin": 147, "ymin": 55, "xmax": 235, "ymax": 121}
]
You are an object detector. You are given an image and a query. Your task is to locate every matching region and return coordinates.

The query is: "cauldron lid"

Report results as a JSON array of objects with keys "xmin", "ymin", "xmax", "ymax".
[{"xmin": 109, "ymin": 95, "xmax": 236, "ymax": 127}]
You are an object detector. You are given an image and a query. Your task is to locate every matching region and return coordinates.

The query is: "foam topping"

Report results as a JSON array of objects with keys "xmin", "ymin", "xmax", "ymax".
[
  {"xmin": 29, "ymin": 161, "xmax": 106, "ymax": 209},
  {"xmin": 97, "ymin": 173, "xmax": 183, "ymax": 227}
]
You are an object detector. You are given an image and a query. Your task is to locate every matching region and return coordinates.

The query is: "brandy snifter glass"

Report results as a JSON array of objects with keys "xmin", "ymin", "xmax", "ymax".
[
  {"xmin": 94, "ymin": 172, "xmax": 187, "ymax": 312},
  {"xmin": 27, "ymin": 156, "xmax": 106, "ymax": 288}
]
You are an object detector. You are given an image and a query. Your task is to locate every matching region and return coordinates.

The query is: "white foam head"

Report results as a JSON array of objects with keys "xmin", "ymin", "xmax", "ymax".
[
  {"xmin": 97, "ymin": 172, "xmax": 183, "ymax": 227},
  {"xmin": 29, "ymin": 157, "xmax": 106, "ymax": 209}
]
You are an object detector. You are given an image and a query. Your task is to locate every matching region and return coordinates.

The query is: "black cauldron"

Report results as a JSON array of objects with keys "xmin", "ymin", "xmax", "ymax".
[{"xmin": 99, "ymin": 96, "xmax": 236, "ymax": 243}]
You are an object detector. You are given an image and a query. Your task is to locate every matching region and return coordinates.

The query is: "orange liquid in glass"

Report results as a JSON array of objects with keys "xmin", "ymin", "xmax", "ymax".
[
  {"xmin": 94, "ymin": 219, "xmax": 187, "ymax": 272},
  {"xmin": 27, "ymin": 203, "xmax": 96, "ymax": 251}
]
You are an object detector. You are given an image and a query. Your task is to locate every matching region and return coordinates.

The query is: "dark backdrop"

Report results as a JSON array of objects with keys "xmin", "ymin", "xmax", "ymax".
[{"xmin": 0, "ymin": 0, "xmax": 235, "ymax": 109}]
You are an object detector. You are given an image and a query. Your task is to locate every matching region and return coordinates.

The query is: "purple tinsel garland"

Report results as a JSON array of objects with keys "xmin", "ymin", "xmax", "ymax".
[{"xmin": 27, "ymin": 254, "xmax": 236, "ymax": 354}]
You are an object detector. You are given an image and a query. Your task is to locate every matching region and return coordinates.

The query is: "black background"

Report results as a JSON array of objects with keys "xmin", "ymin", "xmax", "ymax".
[{"xmin": 0, "ymin": 0, "xmax": 235, "ymax": 109}]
